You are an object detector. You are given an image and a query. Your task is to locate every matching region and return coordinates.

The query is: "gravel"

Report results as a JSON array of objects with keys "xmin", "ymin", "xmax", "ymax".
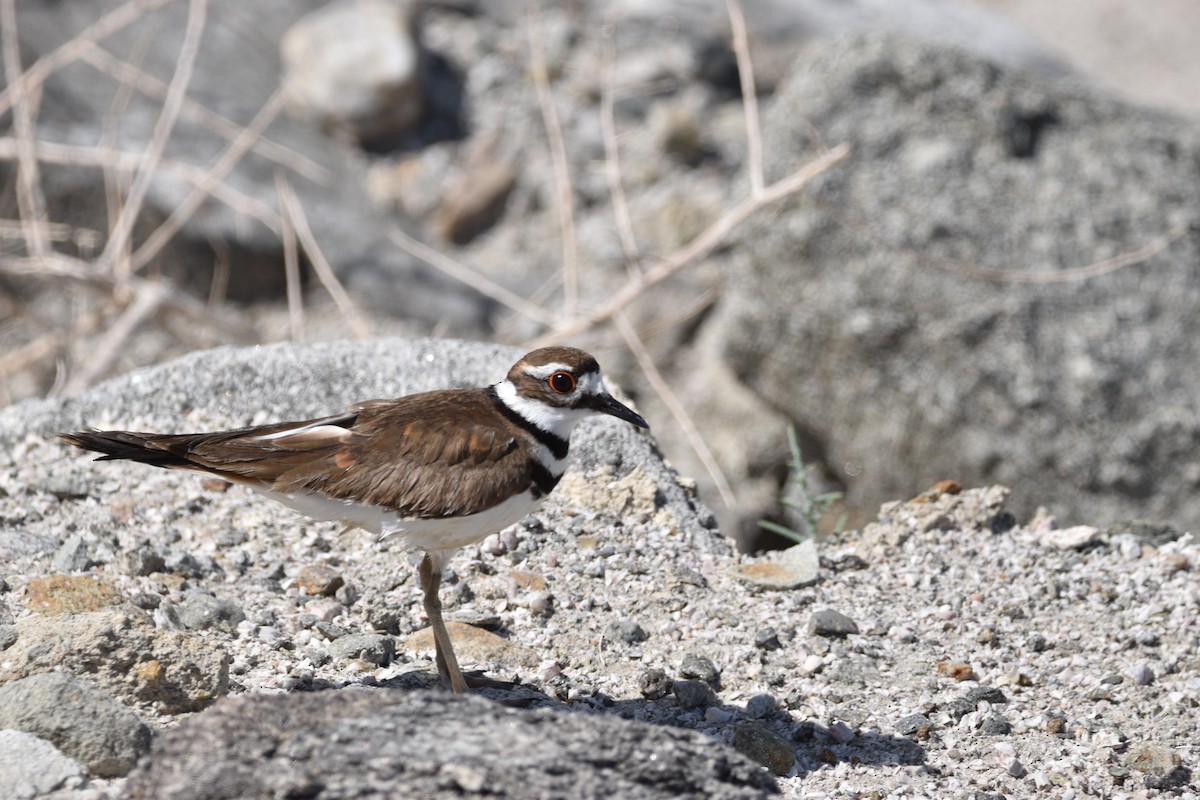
[{"xmin": 0, "ymin": 339, "xmax": 1197, "ymax": 798}]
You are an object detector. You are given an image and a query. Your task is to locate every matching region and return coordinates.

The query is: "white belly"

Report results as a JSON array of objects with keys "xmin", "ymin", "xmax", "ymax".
[{"xmin": 261, "ymin": 486, "xmax": 543, "ymax": 553}]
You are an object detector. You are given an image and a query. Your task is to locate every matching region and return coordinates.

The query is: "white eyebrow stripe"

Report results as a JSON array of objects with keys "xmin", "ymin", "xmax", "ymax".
[{"xmin": 523, "ymin": 362, "xmax": 573, "ymax": 379}]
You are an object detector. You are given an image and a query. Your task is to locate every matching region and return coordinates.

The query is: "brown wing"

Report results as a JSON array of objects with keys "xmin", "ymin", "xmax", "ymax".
[
  {"xmin": 65, "ymin": 390, "xmax": 535, "ymax": 520},
  {"xmin": 268, "ymin": 391, "xmax": 535, "ymax": 519}
]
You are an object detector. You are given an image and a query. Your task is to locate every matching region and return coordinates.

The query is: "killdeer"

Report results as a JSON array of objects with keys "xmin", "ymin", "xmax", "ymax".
[{"xmin": 61, "ymin": 346, "xmax": 648, "ymax": 693}]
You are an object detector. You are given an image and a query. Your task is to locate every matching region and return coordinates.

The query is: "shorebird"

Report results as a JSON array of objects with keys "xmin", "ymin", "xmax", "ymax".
[{"xmin": 62, "ymin": 346, "xmax": 648, "ymax": 693}]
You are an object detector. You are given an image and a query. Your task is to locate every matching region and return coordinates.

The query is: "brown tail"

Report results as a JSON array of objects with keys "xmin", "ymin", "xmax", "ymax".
[{"xmin": 59, "ymin": 430, "xmax": 196, "ymax": 469}]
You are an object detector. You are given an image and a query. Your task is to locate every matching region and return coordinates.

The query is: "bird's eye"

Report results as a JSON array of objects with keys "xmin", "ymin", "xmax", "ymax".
[{"xmin": 548, "ymin": 371, "xmax": 576, "ymax": 394}]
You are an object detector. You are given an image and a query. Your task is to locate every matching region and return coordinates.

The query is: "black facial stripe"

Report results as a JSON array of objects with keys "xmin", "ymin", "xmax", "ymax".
[{"xmin": 487, "ymin": 386, "xmax": 570, "ymax": 461}]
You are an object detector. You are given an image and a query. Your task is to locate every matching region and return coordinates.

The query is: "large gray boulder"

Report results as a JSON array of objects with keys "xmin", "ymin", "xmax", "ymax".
[
  {"xmin": 124, "ymin": 689, "xmax": 777, "ymax": 799},
  {"xmin": 717, "ymin": 32, "xmax": 1200, "ymax": 529}
]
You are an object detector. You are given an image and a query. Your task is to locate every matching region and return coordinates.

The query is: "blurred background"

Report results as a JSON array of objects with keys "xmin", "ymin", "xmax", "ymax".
[{"xmin": 2, "ymin": 0, "xmax": 1198, "ymax": 549}]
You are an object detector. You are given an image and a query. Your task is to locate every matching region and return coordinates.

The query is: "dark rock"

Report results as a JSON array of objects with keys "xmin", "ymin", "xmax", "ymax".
[
  {"xmin": 754, "ymin": 627, "xmax": 781, "ymax": 650},
  {"xmin": 639, "ymin": 668, "xmax": 672, "ymax": 700},
  {"xmin": 744, "ymin": 694, "xmax": 777, "ymax": 719},
  {"xmin": 0, "ymin": 672, "xmax": 152, "ymax": 777},
  {"xmin": 964, "ymin": 686, "xmax": 1008, "ymax": 705},
  {"xmin": 0, "ymin": 624, "xmax": 17, "ymax": 651},
  {"xmin": 672, "ymin": 679, "xmax": 717, "ymax": 710},
  {"xmin": 981, "ymin": 714, "xmax": 1013, "ymax": 735},
  {"xmin": 809, "ymin": 609, "xmax": 859, "ymax": 638},
  {"xmin": 732, "ymin": 721, "xmax": 795, "ymax": 777},
  {"xmin": 124, "ymin": 690, "xmax": 777, "ymax": 799},
  {"xmin": 606, "ymin": 620, "xmax": 649, "ymax": 645}
]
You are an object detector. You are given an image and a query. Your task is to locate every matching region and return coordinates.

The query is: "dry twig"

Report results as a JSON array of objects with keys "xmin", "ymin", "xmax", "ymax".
[
  {"xmin": 100, "ymin": 0, "xmax": 208, "ymax": 278},
  {"xmin": 525, "ymin": 0, "xmax": 578, "ymax": 316},
  {"xmin": 1, "ymin": 0, "xmax": 50, "ymax": 259},
  {"xmin": 726, "ymin": 0, "xmax": 763, "ymax": 196},
  {"xmin": 615, "ymin": 311, "xmax": 736, "ymax": 506},
  {"xmin": 276, "ymin": 175, "xmax": 372, "ymax": 339}
]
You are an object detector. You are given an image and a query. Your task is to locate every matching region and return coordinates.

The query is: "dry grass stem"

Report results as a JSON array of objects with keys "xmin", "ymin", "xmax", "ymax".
[
  {"xmin": 99, "ymin": 0, "xmax": 208, "ymax": 278},
  {"xmin": 0, "ymin": 138, "xmax": 282, "ymax": 232},
  {"xmin": 131, "ymin": 82, "xmax": 293, "ymax": 274},
  {"xmin": 923, "ymin": 221, "xmax": 1191, "ymax": 284},
  {"xmin": 276, "ymin": 172, "xmax": 305, "ymax": 342},
  {"xmin": 63, "ymin": 281, "xmax": 171, "ymax": 394},
  {"xmin": 615, "ymin": 311, "xmax": 735, "ymax": 506},
  {"xmin": 276, "ymin": 175, "xmax": 372, "ymax": 339},
  {"xmin": 78, "ymin": 43, "xmax": 329, "ymax": 183},
  {"xmin": 386, "ymin": 225, "xmax": 558, "ymax": 328},
  {"xmin": 525, "ymin": 0, "xmax": 578, "ymax": 317},
  {"xmin": 600, "ymin": 28, "xmax": 642, "ymax": 275},
  {"xmin": 1, "ymin": 0, "xmax": 50, "ymax": 259},
  {"xmin": 0, "ymin": 0, "xmax": 172, "ymax": 117},
  {"xmin": 534, "ymin": 142, "xmax": 851, "ymax": 346},
  {"xmin": 726, "ymin": 0, "xmax": 763, "ymax": 196}
]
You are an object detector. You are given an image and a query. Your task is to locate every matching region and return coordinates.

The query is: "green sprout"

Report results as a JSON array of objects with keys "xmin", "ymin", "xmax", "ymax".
[{"xmin": 757, "ymin": 424, "xmax": 845, "ymax": 544}]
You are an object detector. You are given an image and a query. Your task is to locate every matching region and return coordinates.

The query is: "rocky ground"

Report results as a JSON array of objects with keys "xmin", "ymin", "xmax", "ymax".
[{"xmin": 0, "ymin": 340, "xmax": 1196, "ymax": 798}]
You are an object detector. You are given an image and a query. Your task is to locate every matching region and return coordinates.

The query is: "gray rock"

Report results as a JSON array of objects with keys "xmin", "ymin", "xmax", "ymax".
[
  {"xmin": 981, "ymin": 714, "xmax": 1012, "ymax": 735},
  {"xmin": 0, "ymin": 624, "xmax": 17, "ymax": 650},
  {"xmin": 0, "ymin": 528, "xmax": 58, "ymax": 560},
  {"xmin": 964, "ymin": 686, "xmax": 1008, "ymax": 705},
  {"xmin": 52, "ymin": 533, "xmax": 94, "ymax": 572},
  {"xmin": 124, "ymin": 690, "xmax": 776, "ymax": 799},
  {"xmin": 0, "ymin": 607, "xmax": 229, "ymax": 714},
  {"xmin": 1124, "ymin": 742, "xmax": 1188, "ymax": 789},
  {"xmin": 177, "ymin": 591, "xmax": 246, "ymax": 633},
  {"xmin": 281, "ymin": 0, "xmax": 425, "ymax": 144},
  {"xmin": 0, "ymin": 672, "xmax": 152, "ymax": 778},
  {"xmin": 723, "ymin": 31, "xmax": 1200, "ymax": 532},
  {"xmin": 0, "ymin": 729, "xmax": 86, "ymax": 799},
  {"xmin": 809, "ymin": 609, "xmax": 859, "ymax": 638},
  {"xmin": 672, "ymin": 679, "xmax": 717, "ymax": 710},
  {"xmin": 680, "ymin": 653, "xmax": 721, "ymax": 685},
  {"xmin": 895, "ymin": 713, "xmax": 932, "ymax": 736},
  {"xmin": 728, "ymin": 538, "xmax": 821, "ymax": 590},
  {"xmin": 606, "ymin": 619, "xmax": 649, "ymax": 645},
  {"xmin": 327, "ymin": 633, "xmax": 395, "ymax": 666},
  {"xmin": 1130, "ymin": 663, "xmax": 1156, "ymax": 686},
  {"xmin": 744, "ymin": 693, "xmax": 777, "ymax": 719}
]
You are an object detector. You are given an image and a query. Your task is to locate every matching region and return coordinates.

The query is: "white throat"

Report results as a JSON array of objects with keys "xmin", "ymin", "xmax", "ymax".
[{"xmin": 493, "ymin": 379, "xmax": 588, "ymax": 440}]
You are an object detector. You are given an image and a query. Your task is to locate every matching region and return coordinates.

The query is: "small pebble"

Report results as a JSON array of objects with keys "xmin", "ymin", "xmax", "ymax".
[
  {"xmin": 680, "ymin": 653, "xmax": 720, "ymax": 685},
  {"xmin": 705, "ymin": 706, "xmax": 733, "ymax": 724},
  {"xmin": 744, "ymin": 693, "xmax": 777, "ymax": 719},
  {"xmin": 809, "ymin": 609, "xmax": 859, "ymax": 638},
  {"xmin": 639, "ymin": 668, "xmax": 671, "ymax": 700},
  {"xmin": 754, "ymin": 627, "xmax": 781, "ymax": 650},
  {"xmin": 732, "ymin": 721, "xmax": 795, "ymax": 776},
  {"xmin": 981, "ymin": 714, "xmax": 1012, "ymax": 735},
  {"xmin": 605, "ymin": 620, "xmax": 647, "ymax": 645},
  {"xmin": 1130, "ymin": 663, "xmax": 1156, "ymax": 686},
  {"xmin": 672, "ymin": 679, "xmax": 716, "ymax": 710},
  {"xmin": 828, "ymin": 720, "xmax": 855, "ymax": 744},
  {"xmin": 896, "ymin": 714, "xmax": 932, "ymax": 736}
]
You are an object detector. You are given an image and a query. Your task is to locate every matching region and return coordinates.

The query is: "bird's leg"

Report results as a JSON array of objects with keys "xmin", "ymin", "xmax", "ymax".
[{"xmin": 419, "ymin": 553, "xmax": 468, "ymax": 694}]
